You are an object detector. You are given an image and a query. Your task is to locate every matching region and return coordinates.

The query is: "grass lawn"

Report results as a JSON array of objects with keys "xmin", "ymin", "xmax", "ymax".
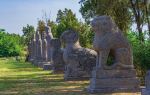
[{"xmin": 0, "ymin": 58, "xmax": 141, "ymax": 95}]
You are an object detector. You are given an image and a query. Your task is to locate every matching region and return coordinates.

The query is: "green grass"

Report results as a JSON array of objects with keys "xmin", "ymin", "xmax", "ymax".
[{"xmin": 0, "ymin": 58, "xmax": 140, "ymax": 95}]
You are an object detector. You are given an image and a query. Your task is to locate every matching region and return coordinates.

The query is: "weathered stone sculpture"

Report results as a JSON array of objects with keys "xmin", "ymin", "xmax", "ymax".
[
  {"xmin": 60, "ymin": 29, "xmax": 97, "ymax": 80},
  {"xmin": 42, "ymin": 32, "xmax": 48, "ymax": 61},
  {"xmin": 38, "ymin": 32, "xmax": 49, "ymax": 67},
  {"xmin": 27, "ymin": 40, "xmax": 32, "ymax": 62},
  {"xmin": 87, "ymin": 16, "xmax": 140, "ymax": 93},
  {"xmin": 31, "ymin": 34, "xmax": 36, "ymax": 62},
  {"xmin": 35, "ymin": 31, "xmax": 43, "ymax": 66},
  {"xmin": 145, "ymin": 71, "xmax": 150, "ymax": 90},
  {"xmin": 50, "ymin": 38, "xmax": 65, "ymax": 73},
  {"xmin": 45, "ymin": 26, "xmax": 53, "ymax": 61},
  {"xmin": 142, "ymin": 71, "xmax": 150, "ymax": 95}
]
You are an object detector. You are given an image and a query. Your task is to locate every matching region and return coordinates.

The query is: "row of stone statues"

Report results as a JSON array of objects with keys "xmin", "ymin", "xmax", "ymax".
[
  {"xmin": 27, "ymin": 15, "xmax": 142, "ymax": 93},
  {"xmin": 28, "ymin": 25, "xmax": 96, "ymax": 78}
]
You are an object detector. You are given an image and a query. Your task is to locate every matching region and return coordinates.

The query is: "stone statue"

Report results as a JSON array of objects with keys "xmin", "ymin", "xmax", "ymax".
[
  {"xmin": 45, "ymin": 26, "xmax": 53, "ymax": 61},
  {"xmin": 92, "ymin": 16, "xmax": 133, "ymax": 70},
  {"xmin": 50, "ymin": 38, "xmax": 65, "ymax": 73},
  {"xmin": 31, "ymin": 34, "xmax": 36, "ymax": 62},
  {"xmin": 142, "ymin": 71, "xmax": 150, "ymax": 95},
  {"xmin": 27, "ymin": 40, "xmax": 32, "ymax": 62},
  {"xmin": 60, "ymin": 29, "xmax": 97, "ymax": 80},
  {"xmin": 42, "ymin": 32, "xmax": 48, "ymax": 62},
  {"xmin": 145, "ymin": 71, "xmax": 150, "ymax": 90},
  {"xmin": 37, "ymin": 31, "xmax": 49, "ymax": 67},
  {"xmin": 31, "ymin": 31, "xmax": 43, "ymax": 66},
  {"xmin": 87, "ymin": 16, "xmax": 140, "ymax": 93}
]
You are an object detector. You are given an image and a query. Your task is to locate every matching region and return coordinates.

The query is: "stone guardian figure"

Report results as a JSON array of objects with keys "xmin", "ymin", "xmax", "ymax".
[
  {"xmin": 60, "ymin": 29, "xmax": 97, "ymax": 80},
  {"xmin": 45, "ymin": 26, "xmax": 53, "ymax": 61},
  {"xmin": 87, "ymin": 16, "xmax": 140, "ymax": 93}
]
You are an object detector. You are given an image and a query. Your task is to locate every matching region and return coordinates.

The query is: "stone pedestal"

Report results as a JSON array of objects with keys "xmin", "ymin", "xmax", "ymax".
[
  {"xmin": 142, "ymin": 88, "xmax": 150, "ymax": 95},
  {"xmin": 38, "ymin": 61, "xmax": 50, "ymax": 68},
  {"xmin": 50, "ymin": 39, "xmax": 65, "ymax": 74},
  {"xmin": 43, "ymin": 63, "xmax": 53, "ymax": 70},
  {"xmin": 87, "ymin": 69, "xmax": 140, "ymax": 93}
]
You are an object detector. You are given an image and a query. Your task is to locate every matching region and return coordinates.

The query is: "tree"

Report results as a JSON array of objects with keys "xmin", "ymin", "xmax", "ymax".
[
  {"xmin": 79, "ymin": 0, "xmax": 131, "ymax": 33},
  {"xmin": 0, "ymin": 29, "xmax": 23, "ymax": 57},
  {"xmin": 37, "ymin": 20, "xmax": 45, "ymax": 33},
  {"xmin": 47, "ymin": 19, "xmax": 57, "ymax": 37},
  {"xmin": 55, "ymin": 8, "xmax": 93, "ymax": 47},
  {"xmin": 56, "ymin": 8, "xmax": 80, "ymax": 38},
  {"xmin": 22, "ymin": 24, "xmax": 35, "ymax": 45},
  {"xmin": 79, "ymin": 0, "xmax": 150, "ymax": 41},
  {"xmin": 130, "ymin": 0, "xmax": 146, "ymax": 42}
]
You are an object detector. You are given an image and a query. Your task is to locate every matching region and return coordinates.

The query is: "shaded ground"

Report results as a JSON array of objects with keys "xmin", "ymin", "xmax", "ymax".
[{"xmin": 0, "ymin": 58, "xmax": 141, "ymax": 95}]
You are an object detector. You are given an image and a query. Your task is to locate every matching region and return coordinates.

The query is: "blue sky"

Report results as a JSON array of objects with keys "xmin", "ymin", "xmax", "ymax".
[{"xmin": 0, "ymin": 0, "xmax": 83, "ymax": 35}]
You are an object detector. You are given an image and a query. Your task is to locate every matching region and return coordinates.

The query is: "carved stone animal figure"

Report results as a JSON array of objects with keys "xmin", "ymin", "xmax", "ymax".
[
  {"xmin": 91, "ymin": 16, "xmax": 133, "ymax": 69},
  {"xmin": 60, "ymin": 29, "xmax": 97, "ymax": 80}
]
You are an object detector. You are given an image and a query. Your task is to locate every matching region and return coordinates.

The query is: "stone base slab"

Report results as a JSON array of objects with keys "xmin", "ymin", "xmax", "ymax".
[
  {"xmin": 43, "ymin": 64, "xmax": 53, "ymax": 70},
  {"xmin": 89, "ymin": 77, "xmax": 139, "ymax": 89},
  {"xmin": 38, "ymin": 61, "xmax": 50, "ymax": 68},
  {"xmin": 92, "ymin": 69, "xmax": 137, "ymax": 78},
  {"xmin": 87, "ymin": 69, "xmax": 140, "ymax": 93},
  {"xmin": 87, "ymin": 86, "xmax": 140, "ymax": 93},
  {"xmin": 142, "ymin": 88, "xmax": 150, "ymax": 95}
]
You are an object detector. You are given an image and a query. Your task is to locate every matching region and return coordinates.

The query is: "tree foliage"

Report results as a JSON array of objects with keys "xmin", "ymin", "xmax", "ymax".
[
  {"xmin": 56, "ymin": 8, "xmax": 80, "ymax": 38},
  {"xmin": 36, "ymin": 9, "xmax": 93, "ymax": 47},
  {"xmin": 79, "ymin": 0, "xmax": 131, "ymax": 33},
  {"xmin": 127, "ymin": 31, "xmax": 150, "ymax": 84},
  {"xmin": 22, "ymin": 24, "xmax": 35, "ymax": 45},
  {"xmin": 0, "ymin": 29, "xmax": 24, "ymax": 57},
  {"xmin": 79, "ymin": 0, "xmax": 150, "ymax": 42}
]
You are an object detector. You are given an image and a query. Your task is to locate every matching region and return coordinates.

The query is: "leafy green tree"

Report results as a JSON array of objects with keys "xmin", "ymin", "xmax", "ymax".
[
  {"xmin": 47, "ymin": 19, "xmax": 58, "ymax": 37},
  {"xmin": 79, "ymin": 0, "xmax": 131, "ymax": 33},
  {"xmin": 77, "ymin": 22, "xmax": 93, "ymax": 48},
  {"xmin": 55, "ymin": 8, "xmax": 94, "ymax": 47},
  {"xmin": 79, "ymin": 0, "xmax": 150, "ymax": 41},
  {"xmin": 0, "ymin": 29, "xmax": 23, "ymax": 57},
  {"xmin": 22, "ymin": 24, "xmax": 35, "ymax": 45},
  {"xmin": 56, "ymin": 8, "xmax": 80, "ymax": 38},
  {"xmin": 37, "ymin": 20, "xmax": 45, "ymax": 33},
  {"xmin": 130, "ymin": 0, "xmax": 150, "ymax": 41},
  {"xmin": 127, "ymin": 31, "xmax": 150, "ymax": 84}
]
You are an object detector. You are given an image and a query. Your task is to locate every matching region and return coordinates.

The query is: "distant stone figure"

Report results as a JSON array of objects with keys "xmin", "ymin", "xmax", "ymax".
[
  {"xmin": 87, "ymin": 16, "xmax": 140, "ymax": 93},
  {"xmin": 42, "ymin": 32, "xmax": 48, "ymax": 61},
  {"xmin": 142, "ymin": 71, "xmax": 150, "ymax": 95},
  {"xmin": 145, "ymin": 71, "xmax": 150, "ymax": 90},
  {"xmin": 60, "ymin": 29, "xmax": 97, "ymax": 80},
  {"xmin": 31, "ymin": 34, "xmax": 36, "ymax": 62},
  {"xmin": 37, "ymin": 31, "xmax": 49, "ymax": 67},
  {"xmin": 34, "ymin": 31, "xmax": 42, "ymax": 65},
  {"xmin": 45, "ymin": 26, "xmax": 53, "ymax": 61},
  {"xmin": 27, "ymin": 40, "xmax": 32, "ymax": 62},
  {"xmin": 50, "ymin": 38, "xmax": 65, "ymax": 73}
]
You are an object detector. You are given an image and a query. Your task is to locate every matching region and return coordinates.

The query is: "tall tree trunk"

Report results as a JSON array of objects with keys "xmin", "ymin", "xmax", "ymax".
[
  {"xmin": 144, "ymin": 3, "xmax": 150, "ymax": 39},
  {"xmin": 130, "ymin": 0, "xmax": 144, "ymax": 42}
]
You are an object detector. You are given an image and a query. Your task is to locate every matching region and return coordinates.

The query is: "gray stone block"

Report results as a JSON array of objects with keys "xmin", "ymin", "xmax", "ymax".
[
  {"xmin": 87, "ymin": 16, "xmax": 140, "ymax": 93},
  {"xmin": 92, "ymin": 69, "xmax": 137, "ymax": 78},
  {"xmin": 43, "ymin": 64, "xmax": 53, "ymax": 70}
]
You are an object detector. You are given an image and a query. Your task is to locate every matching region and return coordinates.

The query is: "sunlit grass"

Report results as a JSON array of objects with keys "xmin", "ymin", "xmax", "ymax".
[{"xmin": 0, "ymin": 58, "xmax": 140, "ymax": 95}]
